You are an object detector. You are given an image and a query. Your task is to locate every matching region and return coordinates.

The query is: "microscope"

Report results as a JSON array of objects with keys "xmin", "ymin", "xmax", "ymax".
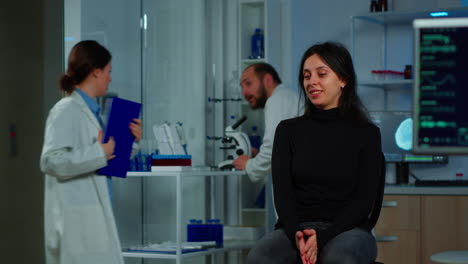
[{"xmin": 217, "ymin": 116, "xmax": 252, "ymax": 170}]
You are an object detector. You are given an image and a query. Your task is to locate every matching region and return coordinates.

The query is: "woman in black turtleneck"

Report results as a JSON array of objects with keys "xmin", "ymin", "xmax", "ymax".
[{"xmin": 246, "ymin": 42, "xmax": 383, "ymax": 264}]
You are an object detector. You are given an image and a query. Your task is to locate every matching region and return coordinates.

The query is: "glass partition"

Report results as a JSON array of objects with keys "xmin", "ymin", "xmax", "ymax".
[{"xmin": 64, "ymin": 1, "xmax": 213, "ymax": 263}]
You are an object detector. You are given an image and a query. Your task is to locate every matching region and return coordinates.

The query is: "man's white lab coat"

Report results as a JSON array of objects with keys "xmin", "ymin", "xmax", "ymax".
[
  {"xmin": 41, "ymin": 91, "xmax": 131, "ymax": 264},
  {"xmin": 245, "ymin": 84, "xmax": 303, "ymax": 182}
]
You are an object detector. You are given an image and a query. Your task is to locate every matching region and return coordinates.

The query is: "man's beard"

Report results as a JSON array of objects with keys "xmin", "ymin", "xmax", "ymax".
[{"xmin": 251, "ymin": 84, "xmax": 268, "ymax": 109}]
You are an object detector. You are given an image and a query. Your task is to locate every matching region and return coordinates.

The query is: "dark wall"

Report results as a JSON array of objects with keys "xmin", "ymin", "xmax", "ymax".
[{"xmin": 0, "ymin": 0, "xmax": 62, "ymax": 263}]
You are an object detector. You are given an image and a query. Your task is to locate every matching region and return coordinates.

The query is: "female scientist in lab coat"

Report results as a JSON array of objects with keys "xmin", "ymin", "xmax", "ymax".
[{"xmin": 40, "ymin": 40, "xmax": 142, "ymax": 264}]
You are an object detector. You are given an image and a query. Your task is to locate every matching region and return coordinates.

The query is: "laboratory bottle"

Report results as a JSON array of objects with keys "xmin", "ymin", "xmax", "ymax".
[
  {"xmin": 380, "ymin": 0, "xmax": 388, "ymax": 11},
  {"xmin": 250, "ymin": 28, "xmax": 264, "ymax": 59},
  {"xmin": 129, "ymin": 154, "xmax": 137, "ymax": 171},
  {"xmin": 249, "ymin": 126, "xmax": 262, "ymax": 150},
  {"xmin": 375, "ymin": 0, "xmax": 382, "ymax": 11},
  {"xmin": 404, "ymin": 65, "xmax": 412, "ymax": 79},
  {"xmin": 370, "ymin": 0, "xmax": 378, "ymax": 12}
]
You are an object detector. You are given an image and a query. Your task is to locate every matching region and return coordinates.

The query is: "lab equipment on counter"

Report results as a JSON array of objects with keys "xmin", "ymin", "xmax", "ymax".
[
  {"xmin": 150, "ymin": 122, "xmax": 193, "ymax": 171},
  {"xmin": 153, "ymin": 122, "xmax": 187, "ymax": 155},
  {"xmin": 152, "ymin": 154, "xmax": 192, "ymax": 166},
  {"xmin": 369, "ymin": 111, "xmax": 448, "ymax": 163},
  {"xmin": 150, "ymin": 154, "xmax": 192, "ymax": 172},
  {"xmin": 128, "ymin": 139, "xmax": 157, "ymax": 172},
  {"xmin": 216, "ymin": 116, "xmax": 252, "ymax": 169}
]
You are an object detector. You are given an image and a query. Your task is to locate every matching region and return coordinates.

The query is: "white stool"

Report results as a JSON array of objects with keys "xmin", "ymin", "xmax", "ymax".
[{"xmin": 430, "ymin": 251, "xmax": 468, "ymax": 264}]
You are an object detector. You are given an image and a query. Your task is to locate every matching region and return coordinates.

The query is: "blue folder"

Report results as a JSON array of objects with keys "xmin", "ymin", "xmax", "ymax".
[{"xmin": 97, "ymin": 97, "xmax": 142, "ymax": 178}]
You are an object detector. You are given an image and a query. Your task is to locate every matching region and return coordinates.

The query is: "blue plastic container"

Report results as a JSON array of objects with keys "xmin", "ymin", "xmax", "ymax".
[
  {"xmin": 187, "ymin": 219, "xmax": 204, "ymax": 242},
  {"xmin": 213, "ymin": 219, "xmax": 223, "ymax": 245},
  {"xmin": 249, "ymin": 126, "xmax": 262, "ymax": 150},
  {"xmin": 207, "ymin": 219, "xmax": 223, "ymax": 245},
  {"xmin": 250, "ymin": 28, "xmax": 264, "ymax": 59}
]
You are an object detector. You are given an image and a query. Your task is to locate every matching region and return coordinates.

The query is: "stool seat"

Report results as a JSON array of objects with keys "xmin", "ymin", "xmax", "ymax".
[{"xmin": 430, "ymin": 251, "xmax": 468, "ymax": 264}]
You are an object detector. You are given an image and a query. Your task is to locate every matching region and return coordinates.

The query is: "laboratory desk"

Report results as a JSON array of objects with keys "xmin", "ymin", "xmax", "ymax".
[{"xmin": 375, "ymin": 185, "xmax": 468, "ymax": 264}]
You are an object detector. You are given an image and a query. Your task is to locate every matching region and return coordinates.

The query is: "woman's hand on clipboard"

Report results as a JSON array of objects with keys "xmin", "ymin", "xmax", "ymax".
[
  {"xmin": 129, "ymin": 118, "xmax": 142, "ymax": 142},
  {"xmin": 98, "ymin": 130, "xmax": 116, "ymax": 160}
]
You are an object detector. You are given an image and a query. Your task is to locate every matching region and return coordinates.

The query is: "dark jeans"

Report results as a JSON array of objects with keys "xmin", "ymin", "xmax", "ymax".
[{"xmin": 246, "ymin": 224, "xmax": 377, "ymax": 264}]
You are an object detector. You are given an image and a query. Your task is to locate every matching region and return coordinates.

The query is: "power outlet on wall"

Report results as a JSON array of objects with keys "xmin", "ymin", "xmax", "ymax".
[{"xmin": 9, "ymin": 124, "xmax": 17, "ymax": 158}]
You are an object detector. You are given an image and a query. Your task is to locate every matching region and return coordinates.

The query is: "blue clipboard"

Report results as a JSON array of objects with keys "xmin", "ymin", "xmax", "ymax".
[{"xmin": 97, "ymin": 97, "xmax": 142, "ymax": 178}]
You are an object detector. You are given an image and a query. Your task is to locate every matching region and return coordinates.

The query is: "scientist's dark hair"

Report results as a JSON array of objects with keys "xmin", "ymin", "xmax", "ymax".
[
  {"xmin": 247, "ymin": 62, "xmax": 282, "ymax": 84},
  {"xmin": 298, "ymin": 41, "xmax": 369, "ymax": 124},
  {"xmin": 59, "ymin": 40, "xmax": 112, "ymax": 95}
]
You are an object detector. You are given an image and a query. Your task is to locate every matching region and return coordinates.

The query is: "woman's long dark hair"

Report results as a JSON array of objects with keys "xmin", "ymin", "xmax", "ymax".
[
  {"xmin": 298, "ymin": 42, "xmax": 369, "ymax": 124},
  {"xmin": 59, "ymin": 40, "xmax": 112, "ymax": 95}
]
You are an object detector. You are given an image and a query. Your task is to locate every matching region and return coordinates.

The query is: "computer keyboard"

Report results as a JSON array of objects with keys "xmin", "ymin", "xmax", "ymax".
[{"xmin": 415, "ymin": 179, "xmax": 468, "ymax": 187}]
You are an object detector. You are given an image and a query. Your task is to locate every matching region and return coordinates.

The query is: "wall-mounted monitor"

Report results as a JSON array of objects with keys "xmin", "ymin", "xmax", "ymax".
[
  {"xmin": 370, "ymin": 111, "xmax": 448, "ymax": 163},
  {"xmin": 413, "ymin": 18, "xmax": 468, "ymax": 154}
]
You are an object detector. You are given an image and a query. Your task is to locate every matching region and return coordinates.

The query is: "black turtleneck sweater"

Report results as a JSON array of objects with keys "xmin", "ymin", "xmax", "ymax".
[{"xmin": 271, "ymin": 108, "xmax": 382, "ymax": 250}]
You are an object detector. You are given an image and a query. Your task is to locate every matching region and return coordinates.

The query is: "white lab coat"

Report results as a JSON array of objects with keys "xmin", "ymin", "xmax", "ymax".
[
  {"xmin": 245, "ymin": 84, "xmax": 303, "ymax": 182},
  {"xmin": 41, "ymin": 91, "xmax": 131, "ymax": 264}
]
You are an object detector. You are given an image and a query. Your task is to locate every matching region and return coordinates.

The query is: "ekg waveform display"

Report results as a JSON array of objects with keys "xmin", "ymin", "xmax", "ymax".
[{"xmin": 417, "ymin": 27, "xmax": 468, "ymax": 147}]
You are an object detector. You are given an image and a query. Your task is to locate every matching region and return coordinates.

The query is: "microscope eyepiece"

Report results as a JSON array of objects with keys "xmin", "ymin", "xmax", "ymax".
[{"xmin": 231, "ymin": 115, "xmax": 247, "ymax": 130}]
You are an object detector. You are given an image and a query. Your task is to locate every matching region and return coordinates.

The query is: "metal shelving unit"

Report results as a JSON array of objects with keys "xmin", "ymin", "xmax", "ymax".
[
  {"xmin": 121, "ymin": 169, "xmax": 252, "ymax": 264},
  {"xmin": 237, "ymin": 0, "xmax": 270, "ymax": 232},
  {"xmin": 350, "ymin": 7, "xmax": 468, "ymax": 111},
  {"xmin": 351, "ymin": 7, "xmax": 468, "ymax": 81},
  {"xmin": 122, "ymin": 240, "xmax": 256, "ymax": 259}
]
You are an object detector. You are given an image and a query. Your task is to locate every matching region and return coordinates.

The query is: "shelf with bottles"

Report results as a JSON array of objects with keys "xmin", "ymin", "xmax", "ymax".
[
  {"xmin": 350, "ymin": 7, "xmax": 468, "ymax": 88},
  {"xmin": 237, "ymin": 0, "xmax": 267, "ymax": 124},
  {"xmin": 239, "ymin": 0, "xmax": 266, "ymax": 66},
  {"xmin": 351, "ymin": 7, "xmax": 468, "ymax": 25},
  {"xmin": 351, "ymin": 5, "xmax": 428, "ymax": 93}
]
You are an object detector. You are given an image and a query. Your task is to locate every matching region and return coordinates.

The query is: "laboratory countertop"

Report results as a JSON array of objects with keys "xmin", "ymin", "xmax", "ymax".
[{"xmin": 385, "ymin": 184, "xmax": 468, "ymax": 196}]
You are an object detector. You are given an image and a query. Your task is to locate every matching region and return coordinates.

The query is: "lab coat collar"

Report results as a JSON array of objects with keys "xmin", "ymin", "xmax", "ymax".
[
  {"xmin": 75, "ymin": 88, "xmax": 100, "ymax": 116},
  {"xmin": 69, "ymin": 91, "xmax": 102, "ymax": 130},
  {"xmin": 270, "ymin": 84, "xmax": 285, "ymax": 97}
]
